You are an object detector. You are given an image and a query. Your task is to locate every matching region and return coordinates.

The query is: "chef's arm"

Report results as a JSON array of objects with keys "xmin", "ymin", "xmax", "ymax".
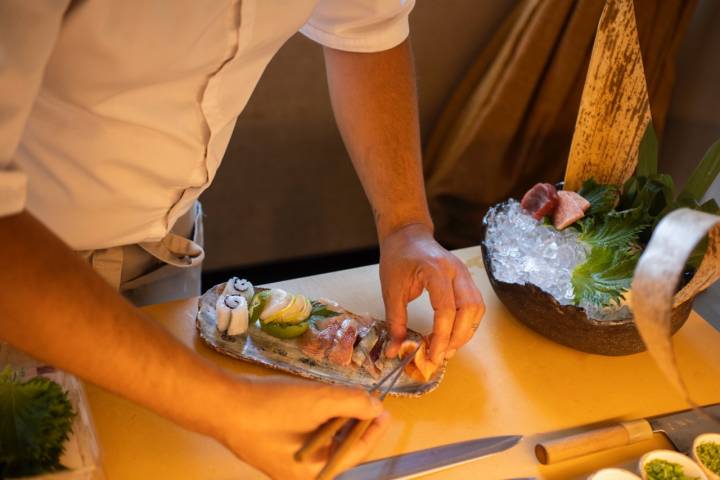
[
  {"xmin": 0, "ymin": 212, "xmax": 385, "ymax": 478},
  {"xmin": 323, "ymin": 40, "xmax": 431, "ymax": 240},
  {"xmin": 323, "ymin": 40, "xmax": 485, "ymax": 363},
  {"xmin": 0, "ymin": 212, "xmax": 240, "ymax": 439}
]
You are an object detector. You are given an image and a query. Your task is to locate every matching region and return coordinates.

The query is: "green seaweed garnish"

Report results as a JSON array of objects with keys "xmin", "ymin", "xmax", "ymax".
[
  {"xmin": 644, "ymin": 458, "xmax": 699, "ymax": 480},
  {"xmin": 697, "ymin": 442, "xmax": 720, "ymax": 475}
]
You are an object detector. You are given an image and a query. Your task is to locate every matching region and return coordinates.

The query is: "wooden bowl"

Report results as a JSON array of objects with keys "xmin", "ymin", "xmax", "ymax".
[{"xmin": 480, "ymin": 203, "xmax": 694, "ymax": 356}]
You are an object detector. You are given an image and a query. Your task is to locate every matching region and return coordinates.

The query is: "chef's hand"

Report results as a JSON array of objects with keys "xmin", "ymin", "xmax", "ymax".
[
  {"xmin": 221, "ymin": 375, "xmax": 390, "ymax": 480},
  {"xmin": 380, "ymin": 223, "xmax": 485, "ymax": 364}
]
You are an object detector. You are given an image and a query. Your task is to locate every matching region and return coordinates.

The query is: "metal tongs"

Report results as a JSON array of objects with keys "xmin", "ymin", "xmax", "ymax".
[{"xmin": 294, "ymin": 345, "xmax": 420, "ymax": 480}]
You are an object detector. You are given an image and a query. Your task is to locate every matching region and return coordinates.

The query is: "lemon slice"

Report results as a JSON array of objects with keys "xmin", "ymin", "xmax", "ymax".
[{"xmin": 259, "ymin": 289, "xmax": 291, "ymax": 321}]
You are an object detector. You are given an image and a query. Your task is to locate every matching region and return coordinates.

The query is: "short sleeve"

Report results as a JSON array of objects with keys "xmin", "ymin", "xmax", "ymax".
[
  {"xmin": 0, "ymin": 0, "xmax": 69, "ymax": 217},
  {"xmin": 300, "ymin": 0, "xmax": 415, "ymax": 53}
]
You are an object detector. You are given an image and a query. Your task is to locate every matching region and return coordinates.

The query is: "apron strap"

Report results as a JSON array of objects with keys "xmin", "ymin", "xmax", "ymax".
[
  {"xmin": 78, "ymin": 202, "xmax": 204, "ymax": 292},
  {"xmin": 137, "ymin": 232, "xmax": 204, "ymax": 269},
  {"xmin": 137, "ymin": 201, "xmax": 205, "ymax": 268}
]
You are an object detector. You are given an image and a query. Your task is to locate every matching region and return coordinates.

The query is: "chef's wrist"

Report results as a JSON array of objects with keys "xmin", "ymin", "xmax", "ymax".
[{"xmin": 376, "ymin": 211, "xmax": 434, "ymax": 243}]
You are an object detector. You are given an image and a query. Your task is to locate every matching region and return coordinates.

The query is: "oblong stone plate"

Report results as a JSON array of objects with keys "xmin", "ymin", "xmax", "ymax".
[{"xmin": 196, "ymin": 283, "xmax": 445, "ymax": 397}]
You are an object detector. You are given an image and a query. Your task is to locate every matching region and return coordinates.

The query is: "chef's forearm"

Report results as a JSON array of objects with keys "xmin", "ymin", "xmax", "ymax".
[
  {"xmin": 0, "ymin": 211, "xmax": 232, "ymax": 440},
  {"xmin": 323, "ymin": 40, "xmax": 433, "ymax": 241}
]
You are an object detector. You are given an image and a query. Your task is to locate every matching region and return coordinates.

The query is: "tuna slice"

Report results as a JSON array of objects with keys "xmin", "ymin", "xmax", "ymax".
[
  {"xmin": 520, "ymin": 183, "xmax": 559, "ymax": 220},
  {"xmin": 552, "ymin": 190, "xmax": 591, "ymax": 230},
  {"xmin": 327, "ymin": 319, "xmax": 358, "ymax": 366}
]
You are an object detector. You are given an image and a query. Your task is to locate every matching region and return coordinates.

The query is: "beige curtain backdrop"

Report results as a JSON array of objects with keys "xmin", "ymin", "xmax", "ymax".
[{"xmin": 424, "ymin": 0, "xmax": 696, "ymax": 248}]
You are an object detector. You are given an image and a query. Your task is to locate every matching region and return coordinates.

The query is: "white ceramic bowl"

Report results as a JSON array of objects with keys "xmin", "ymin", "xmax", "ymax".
[
  {"xmin": 692, "ymin": 433, "xmax": 720, "ymax": 480},
  {"xmin": 639, "ymin": 449, "xmax": 708, "ymax": 480},
  {"xmin": 588, "ymin": 468, "xmax": 642, "ymax": 479}
]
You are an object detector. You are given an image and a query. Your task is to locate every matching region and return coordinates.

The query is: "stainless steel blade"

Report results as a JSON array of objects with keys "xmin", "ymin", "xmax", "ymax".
[
  {"xmin": 649, "ymin": 403, "xmax": 720, "ymax": 453},
  {"xmin": 336, "ymin": 435, "xmax": 522, "ymax": 480}
]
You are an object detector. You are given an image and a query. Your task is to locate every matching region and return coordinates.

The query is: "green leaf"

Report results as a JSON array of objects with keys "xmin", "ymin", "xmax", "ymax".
[
  {"xmin": 687, "ymin": 235, "xmax": 709, "ymax": 271},
  {"xmin": 578, "ymin": 179, "xmax": 620, "ymax": 215},
  {"xmin": 622, "ymin": 174, "xmax": 675, "ymax": 222},
  {"xmin": 578, "ymin": 212, "xmax": 648, "ymax": 250},
  {"xmin": 0, "ymin": 367, "xmax": 75, "ymax": 477},
  {"xmin": 636, "ymin": 122, "xmax": 658, "ymax": 177},
  {"xmin": 700, "ymin": 198, "xmax": 720, "ymax": 214},
  {"xmin": 310, "ymin": 301, "xmax": 340, "ymax": 318},
  {"xmin": 680, "ymin": 138, "xmax": 720, "ymax": 202},
  {"xmin": 572, "ymin": 247, "xmax": 638, "ymax": 307}
]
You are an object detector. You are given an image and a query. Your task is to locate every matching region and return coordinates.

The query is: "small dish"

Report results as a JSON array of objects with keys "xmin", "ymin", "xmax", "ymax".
[
  {"xmin": 639, "ymin": 449, "xmax": 707, "ymax": 480},
  {"xmin": 588, "ymin": 468, "xmax": 642, "ymax": 479},
  {"xmin": 693, "ymin": 433, "xmax": 720, "ymax": 480}
]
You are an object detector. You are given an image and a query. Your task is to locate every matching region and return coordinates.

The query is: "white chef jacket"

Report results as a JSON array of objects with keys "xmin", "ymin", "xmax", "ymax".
[{"xmin": 0, "ymin": 0, "xmax": 414, "ymax": 250}]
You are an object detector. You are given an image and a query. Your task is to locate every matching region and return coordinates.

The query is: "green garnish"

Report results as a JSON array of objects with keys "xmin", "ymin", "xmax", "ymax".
[
  {"xmin": 309, "ymin": 301, "xmax": 340, "ymax": 319},
  {"xmin": 697, "ymin": 442, "xmax": 720, "ymax": 475},
  {"xmin": 578, "ymin": 178, "xmax": 620, "ymax": 216},
  {"xmin": 578, "ymin": 212, "xmax": 647, "ymax": 250},
  {"xmin": 644, "ymin": 459, "xmax": 699, "ymax": 480},
  {"xmin": 572, "ymin": 247, "xmax": 638, "ymax": 307},
  {"xmin": 260, "ymin": 320, "xmax": 310, "ymax": 339},
  {"xmin": 568, "ymin": 123, "xmax": 720, "ymax": 309},
  {"xmin": 0, "ymin": 367, "xmax": 75, "ymax": 478}
]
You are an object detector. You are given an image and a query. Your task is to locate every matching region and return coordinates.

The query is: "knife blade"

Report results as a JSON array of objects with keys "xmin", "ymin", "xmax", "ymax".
[
  {"xmin": 648, "ymin": 403, "xmax": 720, "ymax": 453},
  {"xmin": 535, "ymin": 403, "xmax": 720, "ymax": 464},
  {"xmin": 336, "ymin": 434, "xmax": 522, "ymax": 480}
]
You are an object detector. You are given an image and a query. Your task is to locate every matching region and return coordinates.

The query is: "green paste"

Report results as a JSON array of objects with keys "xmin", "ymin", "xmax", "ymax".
[
  {"xmin": 697, "ymin": 442, "xmax": 720, "ymax": 475},
  {"xmin": 644, "ymin": 459, "xmax": 699, "ymax": 480}
]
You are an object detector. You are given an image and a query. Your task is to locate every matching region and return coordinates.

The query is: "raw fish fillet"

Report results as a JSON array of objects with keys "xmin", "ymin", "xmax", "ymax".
[
  {"xmin": 520, "ymin": 183, "xmax": 558, "ymax": 220},
  {"xmin": 301, "ymin": 323, "xmax": 340, "ymax": 360},
  {"xmin": 552, "ymin": 190, "xmax": 590, "ymax": 229},
  {"xmin": 327, "ymin": 320, "xmax": 358, "ymax": 366}
]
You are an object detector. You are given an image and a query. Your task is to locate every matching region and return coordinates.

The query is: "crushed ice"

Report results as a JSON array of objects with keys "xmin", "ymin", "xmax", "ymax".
[{"xmin": 484, "ymin": 200, "xmax": 630, "ymax": 321}]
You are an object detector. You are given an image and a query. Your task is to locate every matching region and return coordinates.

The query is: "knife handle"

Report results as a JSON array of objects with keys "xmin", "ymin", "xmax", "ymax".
[{"xmin": 535, "ymin": 419, "xmax": 654, "ymax": 465}]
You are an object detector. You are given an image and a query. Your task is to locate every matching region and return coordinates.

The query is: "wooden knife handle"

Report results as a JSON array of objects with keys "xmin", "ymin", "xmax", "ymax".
[{"xmin": 535, "ymin": 419, "xmax": 654, "ymax": 465}]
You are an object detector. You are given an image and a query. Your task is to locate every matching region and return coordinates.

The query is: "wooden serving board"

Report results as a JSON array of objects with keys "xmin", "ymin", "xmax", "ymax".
[{"xmin": 195, "ymin": 283, "xmax": 445, "ymax": 397}]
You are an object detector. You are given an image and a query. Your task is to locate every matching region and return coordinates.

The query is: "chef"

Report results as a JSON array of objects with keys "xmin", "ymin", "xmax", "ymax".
[{"xmin": 0, "ymin": 1, "xmax": 484, "ymax": 478}]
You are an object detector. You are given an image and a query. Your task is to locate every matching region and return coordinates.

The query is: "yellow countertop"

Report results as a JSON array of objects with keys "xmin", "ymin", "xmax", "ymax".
[{"xmin": 84, "ymin": 246, "xmax": 720, "ymax": 479}]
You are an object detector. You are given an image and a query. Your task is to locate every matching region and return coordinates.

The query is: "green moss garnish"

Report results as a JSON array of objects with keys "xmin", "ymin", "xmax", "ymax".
[
  {"xmin": 644, "ymin": 459, "xmax": 699, "ymax": 480},
  {"xmin": 697, "ymin": 442, "xmax": 720, "ymax": 475}
]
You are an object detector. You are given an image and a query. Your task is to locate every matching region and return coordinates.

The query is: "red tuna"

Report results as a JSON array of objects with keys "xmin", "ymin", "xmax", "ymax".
[{"xmin": 520, "ymin": 183, "xmax": 559, "ymax": 220}]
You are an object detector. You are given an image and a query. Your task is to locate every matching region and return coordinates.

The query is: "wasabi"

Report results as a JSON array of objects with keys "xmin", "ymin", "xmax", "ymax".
[{"xmin": 644, "ymin": 459, "xmax": 699, "ymax": 480}]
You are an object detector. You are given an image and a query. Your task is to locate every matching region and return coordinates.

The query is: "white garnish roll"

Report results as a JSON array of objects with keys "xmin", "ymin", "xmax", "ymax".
[
  {"xmin": 222, "ymin": 277, "xmax": 254, "ymax": 303},
  {"xmin": 216, "ymin": 295, "xmax": 232, "ymax": 333},
  {"xmin": 224, "ymin": 295, "xmax": 249, "ymax": 336}
]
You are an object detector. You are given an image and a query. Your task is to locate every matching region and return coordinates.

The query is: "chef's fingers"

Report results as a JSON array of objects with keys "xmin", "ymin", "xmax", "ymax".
[
  {"xmin": 446, "ymin": 271, "xmax": 485, "ymax": 356},
  {"xmin": 329, "ymin": 411, "xmax": 392, "ymax": 474},
  {"xmin": 426, "ymin": 272, "xmax": 456, "ymax": 365},
  {"xmin": 383, "ymin": 288, "xmax": 408, "ymax": 358},
  {"xmin": 318, "ymin": 385, "xmax": 384, "ymax": 421}
]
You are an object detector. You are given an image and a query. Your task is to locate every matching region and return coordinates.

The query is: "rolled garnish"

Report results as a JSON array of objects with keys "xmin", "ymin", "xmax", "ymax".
[
  {"xmin": 216, "ymin": 294, "xmax": 249, "ymax": 336},
  {"xmin": 223, "ymin": 277, "xmax": 254, "ymax": 303}
]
